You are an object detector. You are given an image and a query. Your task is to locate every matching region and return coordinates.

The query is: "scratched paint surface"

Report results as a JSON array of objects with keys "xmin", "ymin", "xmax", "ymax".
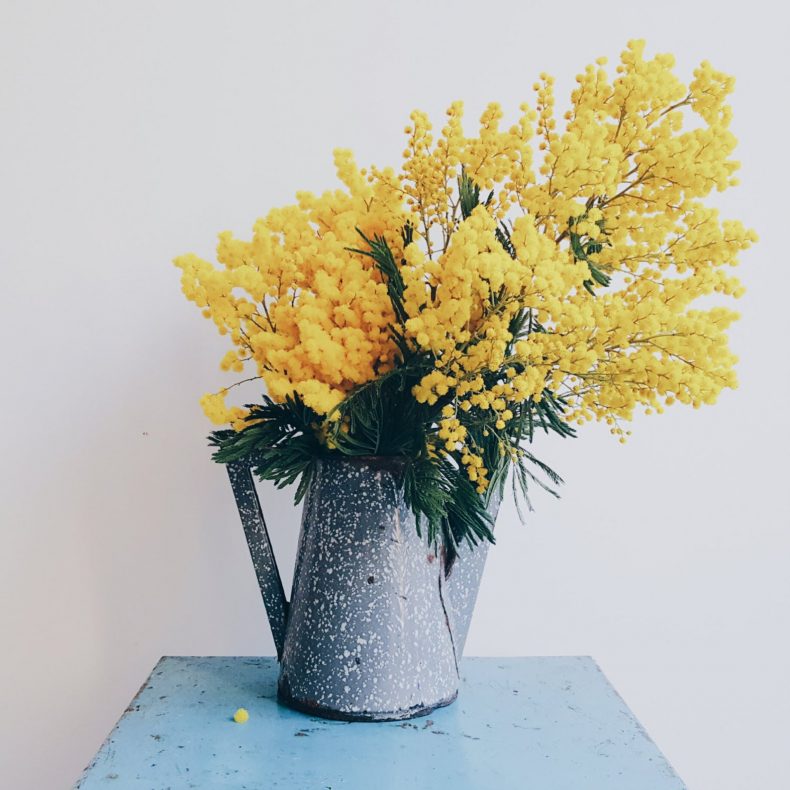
[
  {"xmin": 75, "ymin": 657, "xmax": 686, "ymax": 789},
  {"xmin": 279, "ymin": 459, "xmax": 458, "ymax": 719},
  {"xmin": 229, "ymin": 457, "xmax": 499, "ymax": 720}
]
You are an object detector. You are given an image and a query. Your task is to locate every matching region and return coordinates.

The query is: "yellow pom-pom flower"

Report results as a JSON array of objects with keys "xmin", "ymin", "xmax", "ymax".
[{"xmin": 174, "ymin": 41, "xmax": 755, "ymax": 543}]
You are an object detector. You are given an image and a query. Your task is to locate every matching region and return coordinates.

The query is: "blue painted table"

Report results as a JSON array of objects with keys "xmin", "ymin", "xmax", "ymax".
[{"xmin": 75, "ymin": 657, "xmax": 685, "ymax": 789}]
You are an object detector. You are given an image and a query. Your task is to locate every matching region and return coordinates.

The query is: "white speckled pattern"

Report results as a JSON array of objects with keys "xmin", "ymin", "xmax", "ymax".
[{"xmin": 229, "ymin": 456, "xmax": 498, "ymax": 721}]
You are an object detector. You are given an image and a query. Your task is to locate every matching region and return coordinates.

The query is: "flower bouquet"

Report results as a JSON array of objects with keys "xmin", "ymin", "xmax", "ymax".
[{"xmin": 173, "ymin": 41, "xmax": 755, "ymax": 720}]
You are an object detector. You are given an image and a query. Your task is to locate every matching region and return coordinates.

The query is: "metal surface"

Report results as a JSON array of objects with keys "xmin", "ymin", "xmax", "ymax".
[
  {"xmin": 75, "ymin": 656, "xmax": 687, "ymax": 790},
  {"xmin": 228, "ymin": 456, "xmax": 499, "ymax": 721},
  {"xmin": 443, "ymin": 488, "xmax": 500, "ymax": 658},
  {"xmin": 226, "ymin": 461, "xmax": 289, "ymax": 659}
]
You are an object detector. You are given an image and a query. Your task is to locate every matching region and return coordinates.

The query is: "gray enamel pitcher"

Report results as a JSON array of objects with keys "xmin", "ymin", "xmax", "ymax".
[{"xmin": 226, "ymin": 456, "xmax": 498, "ymax": 721}]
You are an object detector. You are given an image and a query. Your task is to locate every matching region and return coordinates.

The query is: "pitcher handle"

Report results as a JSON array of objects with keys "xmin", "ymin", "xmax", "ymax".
[{"xmin": 226, "ymin": 461, "xmax": 289, "ymax": 659}]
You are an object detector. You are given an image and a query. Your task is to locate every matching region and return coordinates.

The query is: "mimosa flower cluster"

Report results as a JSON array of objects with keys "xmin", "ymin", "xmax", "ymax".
[{"xmin": 175, "ymin": 40, "xmax": 755, "ymax": 524}]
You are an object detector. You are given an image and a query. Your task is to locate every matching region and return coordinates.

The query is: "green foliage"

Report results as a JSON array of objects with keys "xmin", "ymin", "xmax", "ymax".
[
  {"xmin": 209, "ymin": 172, "xmax": 590, "ymax": 550},
  {"xmin": 568, "ymin": 213, "xmax": 612, "ymax": 294},
  {"xmin": 327, "ymin": 368, "xmax": 433, "ymax": 457},
  {"xmin": 347, "ymin": 229, "xmax": 409, "ymax": 325},
  {"xmin": 210, "ymin": 396, "xmax": 322, "ymax": 505},
  {"xmin": 402, "ymin": 453, "xmax": 494, "ymax": 550},
  {"xmin": 458, "ymin": 168, "xmax": 482, "ymax": 220}
]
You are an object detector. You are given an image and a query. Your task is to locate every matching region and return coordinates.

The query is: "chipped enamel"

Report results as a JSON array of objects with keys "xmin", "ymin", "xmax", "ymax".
[{"xmin": 227, "ymin": 456, "xmax": 498, "ymax": 721}]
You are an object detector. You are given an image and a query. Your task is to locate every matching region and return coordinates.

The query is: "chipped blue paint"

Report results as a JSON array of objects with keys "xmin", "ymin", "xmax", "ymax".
[
  {"xmin": 227, "ymin": 456, "xmax": 499, "ymax": 721},
  {"xmin": 74, "ymin": 657, "xmax": 686, "ymax": 789}
]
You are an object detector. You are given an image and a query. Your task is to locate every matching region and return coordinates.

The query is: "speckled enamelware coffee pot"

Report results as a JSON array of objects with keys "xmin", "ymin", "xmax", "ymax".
[{"xmin": 227, "ymin": 456, "xmax": 498, "ymax": 721}]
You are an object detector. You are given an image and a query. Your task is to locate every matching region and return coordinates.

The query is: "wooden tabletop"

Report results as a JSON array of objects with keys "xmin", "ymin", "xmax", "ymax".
[{"xmin": 75, "ymin": 656, "xmax": 685, "ymax": 789}]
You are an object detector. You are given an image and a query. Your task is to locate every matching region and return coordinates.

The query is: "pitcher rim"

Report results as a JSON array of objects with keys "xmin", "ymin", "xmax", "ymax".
[{"xmin": 316, "ymin": 455, "xmax": 408, "ymax": 472}]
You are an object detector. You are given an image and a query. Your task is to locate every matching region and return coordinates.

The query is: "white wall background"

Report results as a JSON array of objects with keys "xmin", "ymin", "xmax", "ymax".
[{"xmin": 1, "ymin": 1, "xmax": 788, "ymax": 787}]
